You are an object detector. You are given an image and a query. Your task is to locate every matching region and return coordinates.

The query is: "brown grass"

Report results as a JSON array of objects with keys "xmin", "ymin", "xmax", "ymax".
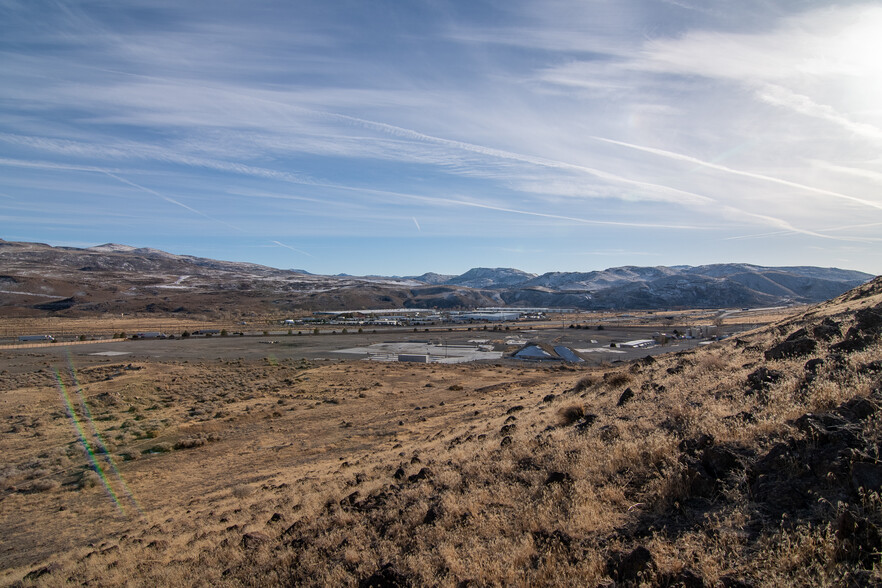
[{"xmin": 1, "ymin": 282, "xmax": 881, "ymax": 586}]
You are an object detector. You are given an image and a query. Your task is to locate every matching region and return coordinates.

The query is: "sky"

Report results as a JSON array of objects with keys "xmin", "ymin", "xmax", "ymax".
[{"xmin": 2, "ymin": 0, "xmax": 881, "ymax": 276}]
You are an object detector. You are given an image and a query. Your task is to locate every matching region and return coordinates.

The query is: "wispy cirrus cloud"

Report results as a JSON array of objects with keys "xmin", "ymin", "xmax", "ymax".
[{"xmin": 1, "ymin": 0, "xmax": 880, "ymax": 274}]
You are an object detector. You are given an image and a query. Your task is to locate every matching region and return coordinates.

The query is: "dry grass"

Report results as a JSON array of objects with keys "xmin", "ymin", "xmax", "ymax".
[{"xmin": 1, "ymin": 280, "xmax": 881, "ymax": 586}]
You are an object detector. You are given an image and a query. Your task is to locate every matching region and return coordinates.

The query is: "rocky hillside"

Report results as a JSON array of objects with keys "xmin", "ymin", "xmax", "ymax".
[{"xmin": 2, "ymin": 277, "xmax": 881, "ymax": 586}]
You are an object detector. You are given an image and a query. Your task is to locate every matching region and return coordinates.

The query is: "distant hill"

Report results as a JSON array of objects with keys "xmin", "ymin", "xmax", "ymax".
[
  {"xmin": 442, "ymin": 267, "xmax": 538, "ymax": 289},
  {"xmin": 408, "ymin": 263, "xmax": 873, "ymax": 310},
  {"xmin": 0, "ymin": 239, "xmax": 874, "ymax": 317}
]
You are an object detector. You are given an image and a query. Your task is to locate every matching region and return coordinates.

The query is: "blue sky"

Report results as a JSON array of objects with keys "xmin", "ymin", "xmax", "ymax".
[{"xmin": 2, "ymin": 0, "xmax": 881, "ymax": 276}]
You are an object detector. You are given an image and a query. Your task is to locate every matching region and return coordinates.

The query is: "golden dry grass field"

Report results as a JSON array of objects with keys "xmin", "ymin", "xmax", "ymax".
[{"xmin": 1, "ymin": 282, "xmax": 880, "ymax": 586}]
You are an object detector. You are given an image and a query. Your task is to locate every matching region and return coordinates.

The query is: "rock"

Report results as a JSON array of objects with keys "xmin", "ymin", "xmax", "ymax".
[
  {"xmin": 268, "ymin": 512, "xmax": 285, "ymax": 524},
  {"xmin": 785, "ymin": 328, "xmax": 809, "ymax": 342},
  {"xmin": 831, "ymin": 335, "xmax": 874, "ymax": 353},
  {"xmin": 407, "ymin": 467, "xmax": 432, "ymax": 483},
  {"xmin": 723, "ymin": 411, "xmax": 756, "ymax": 424},
  {"xmin": 804, "ymin": 358, "xmax": 824, "ymax": 375},
  {"xmin": 851, "ymin": 462, "xmax": 882, "ymax": 492},
  {"xmin": 340, "ymin": 491, "xmax": 360, "ymax": 508},
  {"xmin": 608, "ymin": 546, "xmax": 655, "ymax": 583},
  {"xmin": 764, "ymin": 337, "xmax": 817, "ymax": 360},
  {"xmin": 506, "ymin": 405, "xmax": 524, "ymax": 415},
  {"xmin": 422, "ymin": 504, "xmax": 441, "ymax": 525},
  {"xmin": 542, "ymin": 394, "xmax": 556, "ymax": 402},
  {"xmin": 500, "ymin": 436, "xmax": 512, "ymax": 447},
  {"xmin": 719, "ymin": 576, "xmax": 755, "ymax": 588},
  {"xmin": 859, "ymin": 360, "xmax": 882, "ymax": 375},
  {"xmin": 23, "ymin": 563, "xmax": 62, "ymax": 581},
  {"xmin": 500, "ymin": 424, "xmax": 516, "ymax": 435},
  {"xmin": 241, "ymin": 532, "xmax": 270, "ymax": 549},
  {"xmin": 812, "ymin": 319, "xmax": 841, "ymax": 341},
  {"xmin": 835, "ymin": 509, "xmax": 882, "ymax": 566},
  {"xmin": 838, "ymin": 396, "xmax": 877, "ymax": 421},
  {"xmin": 701, "ymin": 445, "xmax": 744, "ymax": 479},
  {"xmin": 598, "ymin": 424, "xmax": 620, "ymax": 442},
  {"xmin": 658, "ymin": 568, "xmax": 706, "ymax": 588},
  {"xmin": 617, "ymin": 387, "xmax": 635, "ymax": 407},
  {"xmin": 393, "ymin": 467, "xmax": 406, "ymax": 480},
  {"xmin": 531, "ymin": 529, "xmax": 573, "ymax": 552},
  {"xmin": 574, "ymin": 414, "xmax": 598, "ymax": 432},
  {"xmin": 544, "ymin": 471, "xmax": 572, "ymax": 486},
  {"xmin": 359, "ymin": 563, "xmax": 409, "ymax": 588},
  {"xmin": 679, "ymin": 434, "xmax": 714, "ymax": 456},
  {"xmin": 746, "ymin": 367, "xmax": 783, "ymax": 391},
  {"xmin": 854, "ymin": 306, "xmax": 882, "ymax": 335},
  {"xmin": 681, "ymin": 458, "xmax": 716, "ymax": 498}
]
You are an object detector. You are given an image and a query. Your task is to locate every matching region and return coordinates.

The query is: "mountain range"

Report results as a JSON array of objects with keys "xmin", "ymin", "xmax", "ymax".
[{"xmin": 0, "ymin": 239, "xmax": 874, "ymax": 317}]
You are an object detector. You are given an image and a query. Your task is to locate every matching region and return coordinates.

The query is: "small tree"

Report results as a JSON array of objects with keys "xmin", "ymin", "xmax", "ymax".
[{"xmin": 221, "ymin": 329, "xmax": 228, "ymax": 337}]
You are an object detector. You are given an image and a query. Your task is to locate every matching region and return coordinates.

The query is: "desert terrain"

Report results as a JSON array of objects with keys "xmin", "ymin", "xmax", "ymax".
[{"xmin": 1, "ymin": 279, "xmax": 881, "ymax": 586}]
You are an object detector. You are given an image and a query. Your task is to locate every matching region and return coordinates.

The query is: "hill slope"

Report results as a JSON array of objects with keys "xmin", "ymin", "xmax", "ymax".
[{"xmin": 2, "ymin": 277, "xmax": 881, "ymax": 586}]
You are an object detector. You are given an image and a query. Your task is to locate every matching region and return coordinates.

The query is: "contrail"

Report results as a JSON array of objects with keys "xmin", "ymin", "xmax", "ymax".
[
  {"xmin": 0, "ymin": 157, "xmax": 245, "ymax": 231},
  {"xmin": 272, "ymin": 240, "xmax": 314, "ymax": 257},
  {"xmin": 592, "ymin": 136, "xmax": 882, "ymax": 211},
  {"xmin": 102, "ymin": 172, "xmax": 245, "ymax": 233},
  {"xmin": 412, "ymin": 217, "xmax": 421, "ymax": 231}
]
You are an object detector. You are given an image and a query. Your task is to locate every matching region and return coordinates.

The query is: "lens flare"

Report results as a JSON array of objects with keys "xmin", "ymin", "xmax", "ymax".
[{"xmin": 54, "ymin": 357, "xmax": 142, "ymax": 515}]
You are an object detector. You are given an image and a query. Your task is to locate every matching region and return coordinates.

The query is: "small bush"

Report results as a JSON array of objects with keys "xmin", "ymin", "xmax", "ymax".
[
  {"xmin": 143, "ymin": 443, "xmax": 173, "ymax": 454},
  {"xmin": 604, "ymin": 372, "xmax": 631, "ymax": 387},
  {"xmin": 174, "ymin": 437, "xmax": 206, "ymax": 450},
  {"xmin": 558, "ymin": 404, "xmax": 585, "ymax": 425},
  {"xmin": 232, "ymin": 485, "xmax": 254, "ymax": 499},
  {"xmin": 572, "ymin": 375, "xmax": 595, "ymax": 393},
  {"xmin": 79, "ymin": 470, "xmax": 101, "ymax": 489},
  {"xmin": 29, "ymin": 479, "xmax": 61, "ymax": 493}
]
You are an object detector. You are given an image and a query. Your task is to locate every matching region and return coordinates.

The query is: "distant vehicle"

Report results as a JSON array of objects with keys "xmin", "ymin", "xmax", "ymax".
[{"xmin": 18, "ymin": 334, "xmax": 55, "ymax": 342}]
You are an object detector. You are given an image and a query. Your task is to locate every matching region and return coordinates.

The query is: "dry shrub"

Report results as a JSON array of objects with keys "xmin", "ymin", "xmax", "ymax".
[
  {"xmin": 604, "ymin": 372, "xmax": 631, "ymax": 387},
  {"xmin": 698, "ymin": 353, "xmax": 729, "ymax": 372},
  {"xmin": 143, "ymin": 442, "xmax": 173, "ymax": 454},
  {"xmin": 232, "ymin": 484, "xmax": 254, "ymax": 499},
  {"xmin": 572, "ymin": 375, "xmax": 595, "ymax": 393},
  {"xmin": 174, "ymin": 434, "xmax": 217, "ymax": 449},
  {"xmin": 28, "ymin": 478, "xmax": 60, "ymax": 493},
  {"xmin": 558, "ymin": 404, "xmax": 585, "ymax": 425},
  {"xmin": 79, "ymin": 469, "xmax": 100, "ymax": 489}
]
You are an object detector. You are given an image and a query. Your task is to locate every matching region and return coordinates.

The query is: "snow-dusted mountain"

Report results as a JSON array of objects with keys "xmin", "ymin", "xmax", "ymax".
[
  {"xmin": 443, "ymin": 267, "xmax": 537, "ymax": 289},
  {"xmin": 0, "ymin": 240, "xmax": 874, "ymax": 316}
]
